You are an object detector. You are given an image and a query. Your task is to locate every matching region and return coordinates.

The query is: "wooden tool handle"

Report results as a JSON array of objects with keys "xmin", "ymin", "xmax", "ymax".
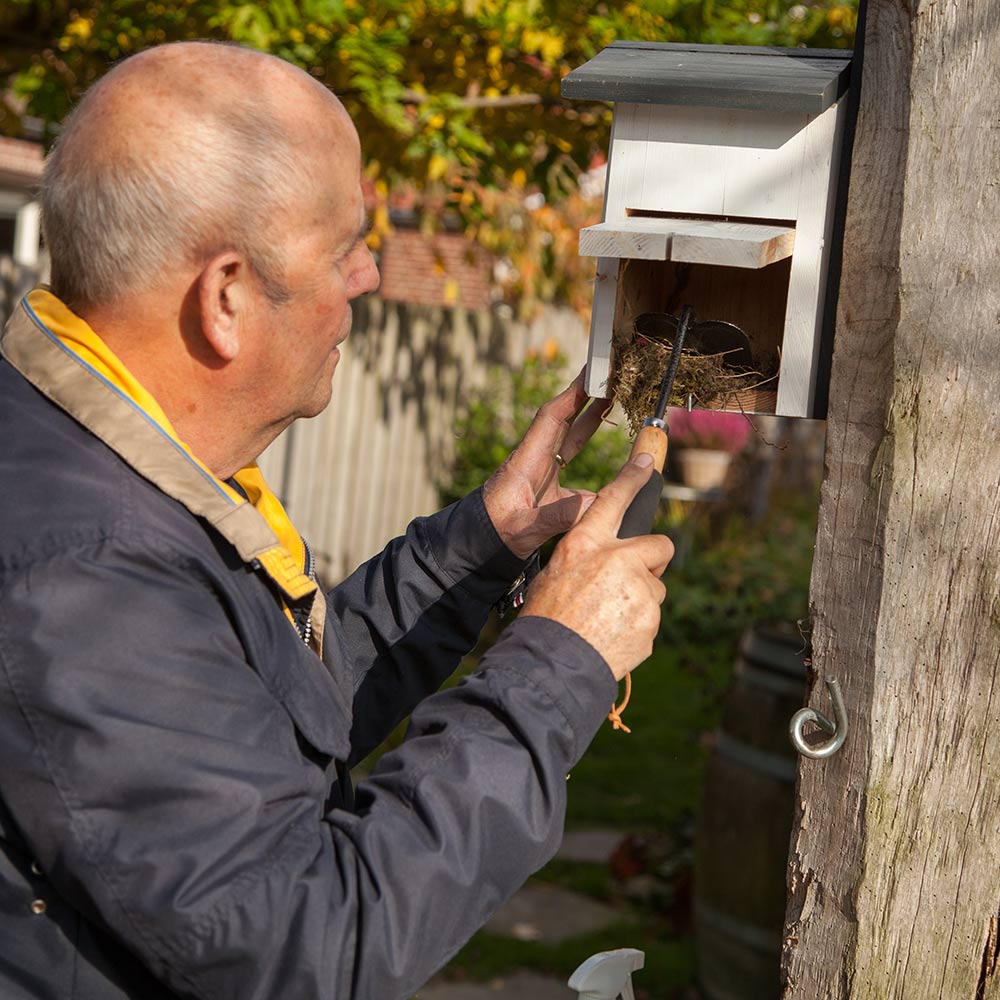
[
  {"xmin": 628, "ymin": 424, "xmax": 668, "ymax": 474},
  {"xmin": 619, "ymin": 423, "xmax": 668, "ymax": 539}
]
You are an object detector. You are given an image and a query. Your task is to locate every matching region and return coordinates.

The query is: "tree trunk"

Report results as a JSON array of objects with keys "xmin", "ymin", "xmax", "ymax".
[{"xmin": 782, "ymin": 1, "xmax": 1000, "ymax": 997}]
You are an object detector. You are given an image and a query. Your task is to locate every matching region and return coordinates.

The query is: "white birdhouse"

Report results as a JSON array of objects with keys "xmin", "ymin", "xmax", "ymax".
[{"xmin": 562, "ymin": 42, "xmax": 853, "ymax": 418}]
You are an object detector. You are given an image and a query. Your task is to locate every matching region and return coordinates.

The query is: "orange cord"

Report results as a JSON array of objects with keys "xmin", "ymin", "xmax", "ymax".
[{"xmin": 607, "ymin": 674, "xmax": 632, "ymax": 734}]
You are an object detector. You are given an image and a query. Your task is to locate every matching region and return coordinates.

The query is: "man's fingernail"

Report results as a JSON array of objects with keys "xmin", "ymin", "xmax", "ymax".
[{"xmin": 634, "ymin": 453, "xmax": 654, "ymax": 468}]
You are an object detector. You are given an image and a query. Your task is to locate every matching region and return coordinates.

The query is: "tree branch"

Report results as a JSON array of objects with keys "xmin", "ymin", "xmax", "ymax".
[{"xmin": 399, "ymin": 88, "xmax": 543, "ymax": 109}]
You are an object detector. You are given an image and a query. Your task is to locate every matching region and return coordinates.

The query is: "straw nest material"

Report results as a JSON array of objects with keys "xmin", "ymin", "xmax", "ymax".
[{"xmin": 611, "ymin": 333, "xmax": 776, "ymax": 435}]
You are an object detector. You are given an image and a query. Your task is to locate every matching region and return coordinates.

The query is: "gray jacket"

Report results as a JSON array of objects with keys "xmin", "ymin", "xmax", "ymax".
[{"xmin": 0, "ymin": 295, "xmax": 614, "ymax": 1000}]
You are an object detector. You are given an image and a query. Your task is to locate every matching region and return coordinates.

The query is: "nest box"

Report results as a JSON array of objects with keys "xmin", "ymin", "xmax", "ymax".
[{"xmin": 562, "ymin": 42, "xmax": 853, "ymax": 418}]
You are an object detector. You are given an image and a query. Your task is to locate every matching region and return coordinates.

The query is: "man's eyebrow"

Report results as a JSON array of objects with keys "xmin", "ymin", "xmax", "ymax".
[
  {"xmin": 331, "ymin": 215, "xmax": 372, "ymax": 261},
  {"xmin": 340, "ymin": 215, "xmax": 373, "ymax": 255}
]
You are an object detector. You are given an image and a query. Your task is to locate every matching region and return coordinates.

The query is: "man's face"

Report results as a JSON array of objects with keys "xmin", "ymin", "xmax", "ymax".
[{"xmin": 249, "ymin": 122, "xmax": 379, "ymax": 426}]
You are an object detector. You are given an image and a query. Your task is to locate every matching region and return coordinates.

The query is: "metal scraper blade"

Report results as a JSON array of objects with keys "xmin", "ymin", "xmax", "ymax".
[{"xmin": 633, "ymin": 312, "xmax": 754, "ymax": 369}]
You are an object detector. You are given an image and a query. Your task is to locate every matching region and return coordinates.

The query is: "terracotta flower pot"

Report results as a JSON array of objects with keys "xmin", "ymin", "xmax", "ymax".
[{"xmin": 676, "ymin": 448, "xmax": 732, "ymax": 491}]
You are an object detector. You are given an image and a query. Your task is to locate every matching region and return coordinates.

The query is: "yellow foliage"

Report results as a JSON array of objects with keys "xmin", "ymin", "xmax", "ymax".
[
  {"xmin": 428, "ymin": 153, "xmax": 450, "ymax": 180},
  {"xmin": 828, "ymin": 5, "xmax": 854, "ymax": 26},
  {"xmin": 511, "ymin": 168, "xmax": 526, "ymax": 188},
  {"xmin": 443, "ymin": 277, "xmax": 460, "ymax": 305},
  {"xmin": 539, "ymin": 34, "xmax": 564, "ymax": 63},
  {"xmin": 521, "ymin": 28, "xmax": 563, "ymax": 63},
  {"xmin": 65, "ymin": 17, "xmax": 93, "ymax": 40},
  {"xmin": 367, "ymin": 198, "xmax": 392, "ymax": 251},
  {"xmin": 487, "ymin": 45, "xmax": 502, "ymax": 66}
]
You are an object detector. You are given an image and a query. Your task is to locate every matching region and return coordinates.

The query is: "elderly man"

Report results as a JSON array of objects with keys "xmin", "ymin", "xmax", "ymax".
[{"xmin": 0, "ymin": 42, "xmax": 672, "ymax": 1000}]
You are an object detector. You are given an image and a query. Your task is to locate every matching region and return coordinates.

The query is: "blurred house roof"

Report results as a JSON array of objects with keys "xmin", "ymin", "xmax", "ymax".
[
  {"xmin": 377, "ymin": 228, "xmax": 494, "ymax": 312},
  {"xmin": 0, "ymin": 136, "xmax": 43, "ymax": 192}
]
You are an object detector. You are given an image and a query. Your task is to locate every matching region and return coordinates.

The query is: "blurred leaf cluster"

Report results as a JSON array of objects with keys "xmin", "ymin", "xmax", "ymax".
[
  {"xmin": 0, "ymin": 0, "xmax": 857, "ymax": 313},
  {"xmin": 660, "ymin": 487, "xmax": 816, "ymax": 650}
]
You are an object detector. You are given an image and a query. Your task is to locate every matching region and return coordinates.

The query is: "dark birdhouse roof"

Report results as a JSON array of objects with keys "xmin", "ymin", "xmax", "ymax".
[{"xmin": 561, "ymin": 42, "xmax": 852, "ymax": 115}]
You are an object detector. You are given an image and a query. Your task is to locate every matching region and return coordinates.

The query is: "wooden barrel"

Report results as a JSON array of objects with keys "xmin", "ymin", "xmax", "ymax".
[{"xmin": 693, "ymin": 626, "xmax": 809, "ymax": 1000}]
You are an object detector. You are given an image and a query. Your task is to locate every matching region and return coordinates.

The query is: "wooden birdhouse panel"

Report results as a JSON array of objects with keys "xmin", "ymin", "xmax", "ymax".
[
  {"xmin": 563, "ymin": 42, "xmax": 852, "ymax": 419},
  {"xmin": 776, "ymin": 99, "xmax": 846, "ymax": 416},
  {"xmin": 579, "ymin": 218, "xmax": 795, "ymax": 268},
  {"xmin": 609, "ymin": 104, "xmax": 811, "ymax": 220}
]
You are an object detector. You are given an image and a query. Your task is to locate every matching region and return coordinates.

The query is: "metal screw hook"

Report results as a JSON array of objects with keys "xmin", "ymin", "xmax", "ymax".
[{"xmin": 790, "ymin": 677, "xmax": 848, "ymax": 759}]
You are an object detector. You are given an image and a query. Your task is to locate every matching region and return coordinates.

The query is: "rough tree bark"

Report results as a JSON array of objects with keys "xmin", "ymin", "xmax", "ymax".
[{"xmin": 782, "ymin": 1, "xmax": 1000, "ymax": 998}]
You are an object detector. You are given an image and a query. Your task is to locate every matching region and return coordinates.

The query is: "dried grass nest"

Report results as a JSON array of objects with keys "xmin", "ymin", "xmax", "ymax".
[{"xmin": 611, "ymin": 332, "xmax": 777, "ymax": 435}]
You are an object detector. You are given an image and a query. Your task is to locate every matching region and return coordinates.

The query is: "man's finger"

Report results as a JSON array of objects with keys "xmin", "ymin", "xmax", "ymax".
[
  {"xmin": 580, "ymin": 455, "xmax": 656, "ymax": 535},
  {"xmin": 540, "ymin": 490, "xmax": 597, "ymax": 535},
  {"xmin": 528, "ymin": 492, "xmax": 595, "ymax": 544},
  {"xmin": 557, "ymin": 394, "xmax": 614, "ymax": 465},
  {"xmin": 508, "ymin": 370, "xmax": 590, "ymax": 469},
  {"xmin": 650, "ymin": 545, "xmax": 674, "ymax": 578},
  {"xmin": 624, "ymin": 534, "xmax": 675, "ymax": 579},
  {"xmin": 498, "ymin": 491, "xmax": 596, "ymax": 558}
]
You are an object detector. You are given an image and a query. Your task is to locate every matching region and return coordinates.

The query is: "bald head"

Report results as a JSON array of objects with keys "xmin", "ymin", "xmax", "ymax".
[{"xmin": 41, "ymin": 42, "xmax": 358, "ymax": 309}]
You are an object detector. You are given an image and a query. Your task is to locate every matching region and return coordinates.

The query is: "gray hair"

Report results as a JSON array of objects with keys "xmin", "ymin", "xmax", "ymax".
[{"xmin": 41, "ymin": 88, "xmax": 303, "ymax": 309}]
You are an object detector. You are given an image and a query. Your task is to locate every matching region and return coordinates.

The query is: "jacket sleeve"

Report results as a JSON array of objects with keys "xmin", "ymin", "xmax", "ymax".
[
  {"xmin": 0, "ymin": 535, "xmax": 615, "ymax": 1000},
  {"xmin": 328, "ymin": 487, "xmax": 529, "ymax": 763}
]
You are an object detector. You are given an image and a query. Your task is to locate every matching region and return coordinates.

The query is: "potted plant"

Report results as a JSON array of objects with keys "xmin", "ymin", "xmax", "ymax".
[{"xmin": 667, "ymin": 408, "xmax": 751, "ymax": 491}]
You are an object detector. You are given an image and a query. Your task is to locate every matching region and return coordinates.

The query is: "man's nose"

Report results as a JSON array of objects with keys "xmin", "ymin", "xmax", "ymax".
[{"xmin": 352, "ymin": 247, "xmax": 380, "ymax": 298}]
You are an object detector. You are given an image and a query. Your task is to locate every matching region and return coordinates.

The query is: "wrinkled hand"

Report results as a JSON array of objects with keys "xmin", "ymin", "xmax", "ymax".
[
  {"xmin": 482, "ymin": 369, "xmax": 613, "ymax": 559},
  {"xmin": 521, "ymin": 455, "xmax": 675, "ymax": 680}
]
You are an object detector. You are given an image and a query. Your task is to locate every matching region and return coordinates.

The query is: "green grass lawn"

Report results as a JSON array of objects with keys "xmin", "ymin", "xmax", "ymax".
[{"xmin": 565, "ymin": 641, "xmax": 732, "ymax": 831}]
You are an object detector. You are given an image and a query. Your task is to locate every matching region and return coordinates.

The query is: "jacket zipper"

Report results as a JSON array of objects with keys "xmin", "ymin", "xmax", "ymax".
[{"xmin": 298, "ymin": 538, "xmax": 316, "ymax": 647}]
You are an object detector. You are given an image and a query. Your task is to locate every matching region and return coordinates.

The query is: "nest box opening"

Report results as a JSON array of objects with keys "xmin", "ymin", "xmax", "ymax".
[{"xmin": 610, "ymin": 224, "xmax": 796, "ymax": 417}]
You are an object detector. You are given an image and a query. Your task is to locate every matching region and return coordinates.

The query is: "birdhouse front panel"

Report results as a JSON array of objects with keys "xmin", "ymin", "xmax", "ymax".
[{"xmin": 563, "ymin": 43, "xmax": 853, "ymax": 419}]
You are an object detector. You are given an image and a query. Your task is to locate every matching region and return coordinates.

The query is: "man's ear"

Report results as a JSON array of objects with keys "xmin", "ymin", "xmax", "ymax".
[{"xmin": 198, "ymin": 252, "xmax": 249, "ymax": 362}]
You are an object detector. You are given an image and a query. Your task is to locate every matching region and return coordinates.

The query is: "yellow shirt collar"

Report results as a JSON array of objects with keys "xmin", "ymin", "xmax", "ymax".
[{"xmin": 26, "ymin": 288, "xmax": 311, "ymax": 590}]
